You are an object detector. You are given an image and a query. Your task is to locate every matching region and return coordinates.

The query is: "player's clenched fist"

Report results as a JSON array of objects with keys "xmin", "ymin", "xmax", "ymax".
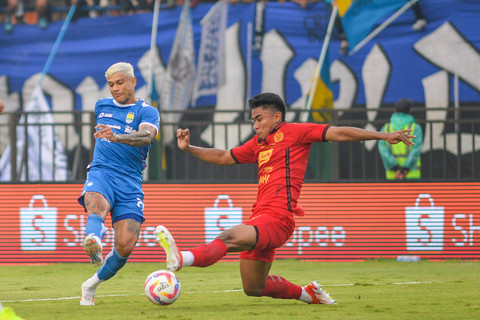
[
  {"xmin": 94, "ymin": 124, "xmax": 119, "ymax": 142},
  {"xmin": 177, "ymin": 128, "xmax": 190, "ymax": 150}
]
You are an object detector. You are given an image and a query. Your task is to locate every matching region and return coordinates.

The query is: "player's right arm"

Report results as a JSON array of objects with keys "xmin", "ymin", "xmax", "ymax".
[{"xmin": 177, "ymin": 128, "xmax": 235, "ymax": 166}]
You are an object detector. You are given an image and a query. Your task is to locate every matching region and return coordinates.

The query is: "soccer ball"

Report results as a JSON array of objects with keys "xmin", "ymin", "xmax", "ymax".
[{"xmin": 144, "ymin": 270, "xmax": 181, "ymax": 306}]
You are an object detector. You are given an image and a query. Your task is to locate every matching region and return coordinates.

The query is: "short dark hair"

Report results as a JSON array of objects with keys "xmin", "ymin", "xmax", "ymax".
[
  {"xmin": 248, "ymin": 92, "xmax": 286, "ymax": 121},
  {"xmin": 394, "ymin": 98, "xmax": 413, "ymax": 114}
]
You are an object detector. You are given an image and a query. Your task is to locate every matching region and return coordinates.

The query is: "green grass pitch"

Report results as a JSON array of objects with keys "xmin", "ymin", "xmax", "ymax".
[{"xmin": 1, "ymin": 259, "xmax": 479, "ymax": 320}]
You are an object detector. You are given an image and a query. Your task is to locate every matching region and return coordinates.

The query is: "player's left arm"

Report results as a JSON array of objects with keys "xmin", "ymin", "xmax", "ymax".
[
  {"xmin": 325, "ymin": 126, "xmax": 415, "ymax": 146},
  {"xmin": 94, "ymin": 123, "xmax": 157, "ymax": 147}
]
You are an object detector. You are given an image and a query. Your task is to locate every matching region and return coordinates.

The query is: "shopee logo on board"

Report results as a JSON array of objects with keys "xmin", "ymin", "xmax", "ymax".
[
  {"xmin": 405, "ymin": 194, "xmax": 444, "ymax": 251},
  {"xmin": 18, "ymin": 194, "xmax": 160, "ymax": 252},
  {"xmin": 285, "ymin": 226, "xmax": 346, "ymax": 254},
  {"xmin": 62, "ymin": 214, "xmax": 158, "ymax": 248},
  {"xmin": 452, "ymin": 213, "xmax": 480, "ymax": 247},
  {"xmin": 204, "ymin": 195, "xmax": 242, "ymax": 243},
  {"xmin": 20, "ymin": 195, "xmax": 57, "ymax": 251}
]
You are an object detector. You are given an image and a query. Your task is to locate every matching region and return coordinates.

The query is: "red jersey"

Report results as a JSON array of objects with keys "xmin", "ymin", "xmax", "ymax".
[{"xmin": 231, "ymin": 122, "xmax": 330, "ymax": 217}]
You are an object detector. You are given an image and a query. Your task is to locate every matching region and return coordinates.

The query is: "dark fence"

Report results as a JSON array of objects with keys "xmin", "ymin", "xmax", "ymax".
[{"xmin": 1, "ymin": 106, "xmax": 479, "ymax": 182}]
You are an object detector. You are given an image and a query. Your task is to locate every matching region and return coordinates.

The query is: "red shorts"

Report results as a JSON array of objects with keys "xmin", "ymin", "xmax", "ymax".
[{"xmin": 239, "ymin": 207, "xmax": 295, "ymax": 262}]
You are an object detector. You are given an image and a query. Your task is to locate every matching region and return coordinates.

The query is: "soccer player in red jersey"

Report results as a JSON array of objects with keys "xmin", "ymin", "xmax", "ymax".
[{"xmin": 156, "ymin": 92, "xmax": 415, "ymax": 304}]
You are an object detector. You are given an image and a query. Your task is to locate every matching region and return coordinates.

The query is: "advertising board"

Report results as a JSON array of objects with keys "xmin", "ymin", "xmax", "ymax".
[{"xmin": 0, "ymin": 183, "xmax": 478, "ymax": 263}]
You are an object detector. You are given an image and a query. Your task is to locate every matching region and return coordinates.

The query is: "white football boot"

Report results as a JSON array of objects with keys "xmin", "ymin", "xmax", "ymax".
[
  {"xmin": 83, "ymin": 235, "xmax": 103, "ymax": 267},
  {"xmin": 155, "ymin": 225, "xmax": 183, "ymax": 272},
  {"xmin": 80, "ymin": 273, "xmax": 101, "ymax": 306},
  {"xmin": 304, "ymin": 281, "xmax": 336, "ymax": 304}
]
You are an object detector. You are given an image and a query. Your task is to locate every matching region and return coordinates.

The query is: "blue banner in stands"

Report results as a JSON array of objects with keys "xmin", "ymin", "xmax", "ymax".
[{"xmin": 0, "ymin": 0, "xmax": 478, "ymax": 115}]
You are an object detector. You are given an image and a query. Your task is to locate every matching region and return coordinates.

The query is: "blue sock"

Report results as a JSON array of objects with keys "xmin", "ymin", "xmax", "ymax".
[
  {"xmin": 85, "ymin": 214, "xmax": 106, "ymax": 240},
  {"xmin": 97, "ymin": 248, "xmax": 128, "ymax": 281}
]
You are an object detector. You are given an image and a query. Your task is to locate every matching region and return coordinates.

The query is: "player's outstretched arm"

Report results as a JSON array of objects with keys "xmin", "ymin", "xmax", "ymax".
[
  {"xmin": 325, "ymin": 126, "xmax": 415, "ymax": 146},
  {"xmin": 94, "ymin": 123, "xmax": 156, "ymax": 147},
  {"xmin": 177, "ymin": 128, "xmax": 235, "ymax": 166}
]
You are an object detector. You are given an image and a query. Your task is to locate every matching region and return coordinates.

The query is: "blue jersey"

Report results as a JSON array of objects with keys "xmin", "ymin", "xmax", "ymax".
[{"xmin": 89, "ymin": 97, "xmax": 160, "ymax": 177}]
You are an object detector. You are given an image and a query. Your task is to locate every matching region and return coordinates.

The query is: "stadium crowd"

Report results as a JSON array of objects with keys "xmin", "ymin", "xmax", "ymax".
[
  {"xmin": 1, "ymin": 0, "xmax": 427, "ymax": 48},
  {"xmin": 0, "ymin": 0, "xmax": 384, "ymax": 32},
  {"xmin": 0, "ymin": 0, "xmax": 322, "ymax": 28}
]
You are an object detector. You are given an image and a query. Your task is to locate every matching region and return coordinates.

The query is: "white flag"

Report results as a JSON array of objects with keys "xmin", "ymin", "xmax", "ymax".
[
  {"xmin": 192, "ymin": 0, "xmax": 228, "ymax": 105},
  {"xmin": 0, "ymin": 86, "xmax": 68, "ymax": 181},
  {"xmin": 160, "ymin": 0, "xmax": 195, "ymax": 123}
]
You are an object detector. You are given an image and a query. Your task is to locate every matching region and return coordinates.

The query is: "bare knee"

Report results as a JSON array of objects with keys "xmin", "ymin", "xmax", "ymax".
[
  {"xmin": 243, "ymin": 284, "xmax": 265, "ymax": 297},
  {"xmin": 113, "ymin": 219, "xmax": 141, "ymax": 257},
  {"xmin": 114, "ymin": 229, "xmax": 139, "ymax": 257},
  {"xmin": 216, "ymin": 225, "xmax": 257, "ymax": 252},
  {"xmin": 115, "ymin": 238, "xmax": 136, "ymax": 257}
]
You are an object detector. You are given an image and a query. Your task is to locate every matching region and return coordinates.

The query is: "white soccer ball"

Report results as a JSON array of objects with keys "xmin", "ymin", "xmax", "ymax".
[{"xmin": 144, "ymin": 270, "xmax": 181, "ymax": 306}]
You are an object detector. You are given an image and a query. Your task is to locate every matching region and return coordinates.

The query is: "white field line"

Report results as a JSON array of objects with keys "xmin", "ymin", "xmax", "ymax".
[{"xmin": 1, "ymin": 281, "xmax": 441, "ymax": 303}]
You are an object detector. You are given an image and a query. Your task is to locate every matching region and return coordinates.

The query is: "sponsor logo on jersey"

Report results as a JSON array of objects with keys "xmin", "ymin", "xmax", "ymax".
[
  {"xmin": 259, "ymin": 166, "xmax": 273, "ymax": 175},
  {"xmin": 99, "ymin": 112, "xmax": 113, "ymax": 118},
  {"xmin": 258, "ymin": 149, "xmax": 273, "ymax": 168},
  {"xmin": 259, "ymin": 174, "xmax": 270, "ymax": 185},
  {"xmin": 126, "ymin": 112, "xmax": 135, "ymax": 124},
  {"xmin": 274, "ymin": 130, "xmax": 284, "ymax": 143},
  {"xmin": 125, "ymin": 125, "xmax": 134, "ymax": 133}
]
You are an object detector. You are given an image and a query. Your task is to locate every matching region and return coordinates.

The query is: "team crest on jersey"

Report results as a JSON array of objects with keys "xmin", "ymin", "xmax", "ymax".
[
  {"xmin": 126, "ymin": 112, "xmax": 135, "ymax": 124},
  {"xmin": 274, "ymin": 130, "xmax": 284, "ymax": 143},
  {"xmin": 258, "ymin": 149, "xmax": 273, "ymax": 168}
]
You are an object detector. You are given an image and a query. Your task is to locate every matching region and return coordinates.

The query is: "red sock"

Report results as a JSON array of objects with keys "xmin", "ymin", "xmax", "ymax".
[
  {"xmin": 260, "ymin": 275, "xmax": 302, "ymax": 300},
  {"xmin": 190, "ymin": 238, "xmax": 228, "ymax": 267}
]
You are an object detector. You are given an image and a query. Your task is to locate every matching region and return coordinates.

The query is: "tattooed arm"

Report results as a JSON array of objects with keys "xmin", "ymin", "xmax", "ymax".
[{"xmin": 94, "ymin": 123, "xmax": 156, "ymax": 147}]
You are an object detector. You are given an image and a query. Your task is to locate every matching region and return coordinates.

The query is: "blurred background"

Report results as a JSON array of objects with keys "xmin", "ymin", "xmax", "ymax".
[{"xmin": 0, "ymin": 0, "xmax": 479, "ymax": 182}]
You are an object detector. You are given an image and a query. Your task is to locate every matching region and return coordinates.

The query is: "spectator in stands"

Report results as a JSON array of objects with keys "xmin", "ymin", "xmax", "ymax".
[
  {"xmin": 291, "ymin": 0, "xmax": 312, "ymax": 9},
  {"xmin": 411, "ymin": 1, "xmax": 427, "ymax": 31},
  {"xmin": 116, "ymin": 0, "xmax": 138, "ymax": 14},
  {"xmin": 118, "ymin": 0, "xmax": 154, "ymax": 14},
  {"xmin": 378, "ymin": 98, "xmax": 423, "ymax": 180},
  {"xmin": 3, "ymin": 0, "xmax": 49, "ymax": 32},
  {"xmin": 35, "ymin": 0, "xmax": 49, "ymax": 28},
  {"xmin": 3, "ymin": 0, "xmax": 24, "ymax": 32},
  {"xmin": 71, "ymin": 0, "xmax": 100, "ymax": 19}
]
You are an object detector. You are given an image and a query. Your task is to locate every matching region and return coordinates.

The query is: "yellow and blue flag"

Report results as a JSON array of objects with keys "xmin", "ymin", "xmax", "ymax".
[
  {"xmin": 309, "ymin": 50, "xmax": 333, "ymax": 122},
  {"xmin": 338, "ymin": 0, "xmax": 411, "ymax": 49},
  {"xmin": 306, "ymin": 48, "xmax": 333, "ymax": 179}
]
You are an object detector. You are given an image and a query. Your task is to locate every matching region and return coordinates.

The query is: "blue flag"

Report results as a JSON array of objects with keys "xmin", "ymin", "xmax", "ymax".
[{"xmin": 338, "ymin": 0, "xmax": 410, "ymax": 49}]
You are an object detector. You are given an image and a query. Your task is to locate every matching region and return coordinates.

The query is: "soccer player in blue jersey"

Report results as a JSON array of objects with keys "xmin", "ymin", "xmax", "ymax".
[{"xmin": 78, "ymin": 62, "xmax": 160, "ymax": 305}]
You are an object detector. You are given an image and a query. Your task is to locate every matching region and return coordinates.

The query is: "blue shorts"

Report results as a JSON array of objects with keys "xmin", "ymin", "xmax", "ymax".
[{"xmin": 78, "ymin": 166, "xmax": 145, "ymax": 224}]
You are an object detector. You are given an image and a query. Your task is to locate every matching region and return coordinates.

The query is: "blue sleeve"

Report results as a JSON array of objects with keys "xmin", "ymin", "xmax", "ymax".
[
  {"xmin": 94, "ymin": 100, "xmax": 101, "ymax": 120},
  {"xmin": 140, "ymin": 106, "xmax": 160, "ymax": 134}
]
